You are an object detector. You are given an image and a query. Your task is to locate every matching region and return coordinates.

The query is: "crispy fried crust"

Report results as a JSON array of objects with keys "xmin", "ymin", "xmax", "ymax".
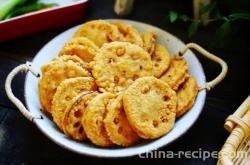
[
  {"xmin": 59, "ymin": 37, "xmax": 100, "ymax": 62},
  {"xmin": 51, "ymin": 77, "xmax": 97, "ymax": 129},
  {"xmin": 104, "ymin": 95, "xmax": 139, "ymax": 146},
  {"xmin": 152, "ymin": 44, "xmax": 171, "ymax": 77},
  {"xmin": 83, "ymin": 93, "xmax": 115, "ymax": 147},
  {"xmin": 160, "ymin": 56, "xmax": 188, "ymax": 90},
  {"xmin": 92, "ymin": 42, "xmax": 153, "ymax": 93},
  {"xmin": 62, "ymin": 92, "xmax": 99, "ymax": 141},
  {"xmin": 73, "ymin": 20, "xmax": 120, "ymax": 47},
  {"xmin": 38, "ymin": 60, "xmax": 90, "ymax": 114},
  {"xmin": 123, "ymin": 77, "xmax": 177, "ymax": 139},
  {"xmin": 176, "ymin": 75, "xmax": 198, "ymax": 118}
]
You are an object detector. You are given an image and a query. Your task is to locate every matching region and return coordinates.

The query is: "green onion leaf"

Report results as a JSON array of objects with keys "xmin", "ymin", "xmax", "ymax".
[
  {"xmin": 4, "ymin": 2, "xmax": 57, "ymax": 20},
  {"xmin": 0, "ymin": 0, "xmax": 24, "ymax": 20}
]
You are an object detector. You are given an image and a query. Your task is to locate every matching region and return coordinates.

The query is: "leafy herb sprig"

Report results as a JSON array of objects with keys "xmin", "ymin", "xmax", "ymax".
[
  {"xmin": 0, "ymin": 0, "xmax": 57, "ymax": 21},
  {"xmin": 168, "ymin": 2, "xmax": 250, "ymax": 39}
]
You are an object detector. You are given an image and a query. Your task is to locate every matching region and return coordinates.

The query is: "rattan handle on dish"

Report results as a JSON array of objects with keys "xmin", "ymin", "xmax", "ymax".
[
  {"xmin": 5, "ymin": 62, "xmax": 42, "ymax": 122},
  {"xmin": 224, "ymin": 95, "xmax": 250, "ymax": 132},
  {"xmin": 178, "ymin": 43, "xmax": 228, "ymax": 91}
]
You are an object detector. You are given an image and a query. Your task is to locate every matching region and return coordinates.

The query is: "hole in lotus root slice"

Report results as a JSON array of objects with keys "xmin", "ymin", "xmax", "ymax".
[
  {"xmin": 73, "ymin": 122, "xmax": 80, "ymax": 128},
  {"xmin": 156, "ymin": 57, "xmax": 162, "ymax": 62},
  {"xmin": 79, "ymin": 126, "xmax": 84, "ymax": 134},
  {"xmin": 114, "ymin": 75, "xmax": 120, "ymax": 84},
  {"xmin": 132, "ymin": 74, "xmax": 139, "ymax": 81},
  {"xmin": 116, "ymin": 47, "xmax": 125, "ymax": 56},
  {"xmin": 160, "ymin": 116, "xmax": 168, "ymax": 123},
  {"xmin": 107, "ymin": 33, "xmax": 114, "ymax": 42},
  {"xmin": 108, "ymin": 58, "xmax": 115, "ymax": 63},
  {"xmin": 74, "ymin": 110, "xmax": 82, "ymax": 118},
  {"xmin": 65, "ymin": 96, "xmax": 71, "ymax": 101},
  {"xmin": 118, "ymin": 127, "xmax": 123, "ymax": 134},
  {"xmin": 141, "ymin": 85, "xmax": 150, "ymax": 94},
  {"xmin": 155, "ymin": 63, "xmax": 159, "ymax": 67},
  {"xmin": 163, "ymin": 95, "xmax": 169, "ymax": 101},
  {"xmin": 153, "ymin": 120, "xmax": 159, "ymax": 128},
  {"xmin": 113, "ymin": 118, "xmax": 119, "ymax": 124}
]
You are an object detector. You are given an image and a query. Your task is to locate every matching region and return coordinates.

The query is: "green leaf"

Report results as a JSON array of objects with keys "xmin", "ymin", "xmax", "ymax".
[
  {"xmin": 229, "ymin": 13, "xmax": 250, "ymax": 20},
  {"xmin": 216, "ymin": 21, "xmax": 231, "ymax": 40},
  {"xmin": 201, "ymin": 2, "xmax": 216, "ymax": 16},
  {"xmin": 179, "ymin": 15, "xmax": 189, "ymax": 22},
  {"xmin": 169, "ymin": 11, "xmax": 178, "ymax": 23},
  {"xmin": 188, "ymin": 21, "xmax": 199, "ymax": 38}
]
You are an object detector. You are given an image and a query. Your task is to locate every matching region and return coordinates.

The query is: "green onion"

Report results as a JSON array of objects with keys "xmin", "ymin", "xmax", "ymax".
[
  {"xmin": 0, "ymin": 0, "xmax": 24, "ymax": 20},
  {"xmin": 4, "ymin": 2, "xmax": 57, "ymax": 19}
]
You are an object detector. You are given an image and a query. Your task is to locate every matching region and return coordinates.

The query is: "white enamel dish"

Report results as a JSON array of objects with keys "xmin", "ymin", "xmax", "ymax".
[{"xmin": 5, "ymin": 20, "xmax": 228, "ymax": 158}]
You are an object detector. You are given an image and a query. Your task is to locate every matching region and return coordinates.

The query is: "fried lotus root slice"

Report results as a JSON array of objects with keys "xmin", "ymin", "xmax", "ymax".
[
  {"xmin": 62, "ymin": 91, "xmax": 99, "ymax": 141},
  {"xmin": 59, "ymin": 37, "xmax": 100, "ymax": 62},
  {"xmin": 176, "ymin": 75, "xmax": 198, "ymax": 118},
  {"xmin": 51, "ymin": 77, "xmax": 97, "ymax": 129},
  {"xmin": 73, "ymin": 20, "xmax": 120, "ymax": 47},
  {"xmin": 123, "ymin": 77, "xmax": 177, "ymax": 139},
  {"xmin": 111, "ymin": 21, "xmax": 143, "ymax": 46},
  {"xmin": 51, "ymin": 55, "xmax": 89, "ymax": 70},
  {"xmin": 152, "ymin": 44, "xmax": 171, "ymax": 77},
  {"xmin": 38, "ymin": 61, "xmax": 90, "ymax": 114},
  {"xmin": 104, "ymin": 95, "xmax": 139, "ymax": 146},
  {"xmin": 92, "ymin": 42, "xmax": 153, "ymax": 93},
  {"xmin": 160, "ymin": 56, "xmax": 189, "ymax": 90},
  {"xmin": 83, "ymin": 93, "xmax": 115, "ymax": 147},
  {"xmin": 140, "ymin": 32, "xmax": 157, "ymax": 55}
]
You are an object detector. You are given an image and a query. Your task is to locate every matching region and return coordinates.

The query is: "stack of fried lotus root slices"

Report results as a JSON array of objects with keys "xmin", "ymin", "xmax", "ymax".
[{"xmin": 38, "ymin": 20, "xmax": 198, "ymax": 147}]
